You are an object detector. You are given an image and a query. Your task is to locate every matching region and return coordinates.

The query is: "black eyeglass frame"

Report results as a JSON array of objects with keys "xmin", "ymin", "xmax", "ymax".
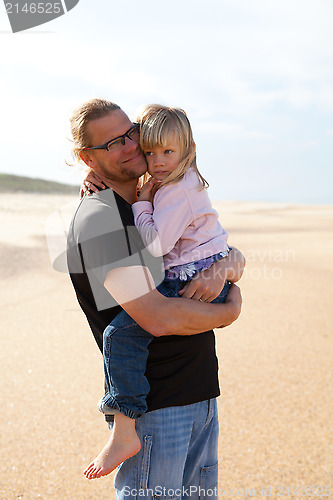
[{"xmin": 82, "ymin": 123, "xmax": 139, "ymax": 152}]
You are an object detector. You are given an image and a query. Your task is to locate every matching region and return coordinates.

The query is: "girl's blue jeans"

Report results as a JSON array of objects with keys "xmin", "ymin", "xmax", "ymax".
[{"xmin": 98, "ymin": 275, "xmax": 230, "ymax": 419}]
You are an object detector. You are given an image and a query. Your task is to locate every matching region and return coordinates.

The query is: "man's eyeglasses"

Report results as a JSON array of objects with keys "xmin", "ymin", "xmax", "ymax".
[{"xmin": 83, "ymin": 123, "xmax": 140, "ymax": 153}]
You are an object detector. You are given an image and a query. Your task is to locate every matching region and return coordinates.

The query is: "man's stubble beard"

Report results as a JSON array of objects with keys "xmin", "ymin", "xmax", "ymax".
[
  {"xmin": 97, "ymin": 160, "xmax": 147, "ymax": 184},
  {"xmin": 122, "ymin": 163, "xmax": 148, "ymax": 181}
]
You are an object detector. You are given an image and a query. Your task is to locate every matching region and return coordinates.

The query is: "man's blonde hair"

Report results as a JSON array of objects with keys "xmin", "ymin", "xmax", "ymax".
[
  {"xmin": 70, "ymin": 98, "xmax": 120, "ymax": 163},
  {"xmin": 138, "ymin": 104, "xmax": 209, "ymax": 190}
]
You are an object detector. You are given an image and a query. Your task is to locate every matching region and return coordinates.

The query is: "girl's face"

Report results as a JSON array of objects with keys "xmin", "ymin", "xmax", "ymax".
[{"xmin": 143, "ymin": 134, "xmax": 182, "ymax": 181}]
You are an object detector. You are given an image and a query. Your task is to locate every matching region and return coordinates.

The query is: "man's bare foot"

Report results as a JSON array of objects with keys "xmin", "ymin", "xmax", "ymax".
[{"xmin": 83, "ymin": 413, "xmax": 141, "ymax": 480}]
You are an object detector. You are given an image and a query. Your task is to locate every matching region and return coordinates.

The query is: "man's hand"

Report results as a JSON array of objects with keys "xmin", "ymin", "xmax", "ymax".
[
  {"xmin": 103, "ymin": 266, "xmax": 242, "ymax": 336},
  {"xmin": 225, "ymin": 247, "xmax": 246, "ymax": 283},
  {"xmin": 216, "ymin": 283, "xmax": 242, "ymax": 328}
]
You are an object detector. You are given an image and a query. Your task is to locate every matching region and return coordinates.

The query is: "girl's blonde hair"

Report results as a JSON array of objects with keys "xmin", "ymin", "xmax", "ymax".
[{"xmin": 138, "ymin": 104, "xmax": 209, "ymax": 190}]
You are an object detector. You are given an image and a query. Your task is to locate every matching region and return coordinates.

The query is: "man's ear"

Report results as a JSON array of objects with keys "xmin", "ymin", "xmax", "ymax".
[{"xmin": 79, "ymin": 150, "xmax": 94, "ymax": 167}]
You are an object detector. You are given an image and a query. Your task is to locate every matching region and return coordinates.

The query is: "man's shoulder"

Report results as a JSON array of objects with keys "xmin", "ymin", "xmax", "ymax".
[
  {"xmin": 73, "ymin": 189, "xmax": 118, "ymax": 222},
  {"xmin": 70, "ymin": 189, "xmax": 126, "ymax": 242}
]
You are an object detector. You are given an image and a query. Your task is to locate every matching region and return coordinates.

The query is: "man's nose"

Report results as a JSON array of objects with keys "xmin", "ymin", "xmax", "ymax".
[{"xmin": 123, "ymin": 135, "xmax": 138, "ymax": 152}]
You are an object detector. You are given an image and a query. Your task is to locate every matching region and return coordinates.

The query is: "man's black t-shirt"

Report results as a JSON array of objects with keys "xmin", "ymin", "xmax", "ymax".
[{"xmin": 67, "ymin": 187, "xmax": 220, "ymax": 412}]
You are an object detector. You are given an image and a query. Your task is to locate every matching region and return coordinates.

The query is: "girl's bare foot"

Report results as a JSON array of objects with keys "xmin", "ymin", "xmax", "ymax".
[{"xmin": 83, "ymin": 413, "xmax": 141, "ymax": 480}]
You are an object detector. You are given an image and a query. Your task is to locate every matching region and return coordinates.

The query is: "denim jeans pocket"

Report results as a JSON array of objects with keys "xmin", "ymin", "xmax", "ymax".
[
  {"xmin": 103, "ymin": 325, "xmax": 118, "ymax": 361},
  {"xmin": 199, "ymin": 463, "xmax": 218, "ymax": 499},
  {"xmin": 103, "ymin": 325, "xmax": 119, "ymax": 345},
  {"xmin": 204, "ymin": 399, "xmax": 217, "ymax": 427},
  {"xmin": 139, "ymin": 435, "xmax": 153, "ymax": 490},
  {"xmin": 110, "ymin": 310, "xmax": 138, "ymax": 329}
]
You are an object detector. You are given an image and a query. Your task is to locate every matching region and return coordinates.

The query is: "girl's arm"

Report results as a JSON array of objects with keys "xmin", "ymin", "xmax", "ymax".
[
  {"xmin": 135, "ymin": 178, "xmax": 245, "ymax": 303},
  {"xmin": 79, "ymin": 168, "xmax": 106, "ymax": 198},
  {"xmin": 133, "ymin": 181, "xmax": 193, "ymax": 256}
]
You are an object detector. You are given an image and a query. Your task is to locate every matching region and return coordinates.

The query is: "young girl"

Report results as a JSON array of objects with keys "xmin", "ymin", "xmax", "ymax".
[{"xmin": 82, "ymin": 105, "xmax": 242, "ymax": 480}]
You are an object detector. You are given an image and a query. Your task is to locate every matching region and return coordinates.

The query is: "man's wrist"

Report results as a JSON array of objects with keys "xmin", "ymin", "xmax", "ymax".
[{"xmin": 218, "ymin": 301, "xmax": 240, "ymax": 327}]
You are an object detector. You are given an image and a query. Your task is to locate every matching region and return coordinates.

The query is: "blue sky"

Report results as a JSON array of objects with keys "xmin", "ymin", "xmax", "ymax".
[{"xmin": 0, "ymin": 0, "xmax": 332, "ymax": 203}]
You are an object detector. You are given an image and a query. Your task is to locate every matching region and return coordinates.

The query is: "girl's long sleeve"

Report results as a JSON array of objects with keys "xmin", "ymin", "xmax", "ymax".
[
  {"xmin": 132, "ymin": 182, "xmax": 193, "ymax": 257},
  {"xmin": 132, "ymin": 169, "xmax": 229, "ymax": 269}
]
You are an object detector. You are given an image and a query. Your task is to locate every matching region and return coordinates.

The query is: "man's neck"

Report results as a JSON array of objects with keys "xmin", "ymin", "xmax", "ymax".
[{"xmin": 102, "ymin": 178, "xmax": 138, "ymax": 205}]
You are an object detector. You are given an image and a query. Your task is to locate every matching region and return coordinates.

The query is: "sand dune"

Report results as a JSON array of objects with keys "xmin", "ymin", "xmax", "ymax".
[{"xmin": 1, "ymin": 193, "xmax": 332, "ymax": 499}]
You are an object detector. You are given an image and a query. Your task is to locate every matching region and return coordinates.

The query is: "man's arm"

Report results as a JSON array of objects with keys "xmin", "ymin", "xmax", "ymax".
[{"xmin": 104, "ymin": 265, "xmax": 242, "ymax": 337}]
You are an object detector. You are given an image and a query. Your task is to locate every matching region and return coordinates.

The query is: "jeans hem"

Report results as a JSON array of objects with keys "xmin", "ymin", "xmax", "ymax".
[{"xmin": 98, "ymin": 395, "xmax": 143, "ymax": 419}]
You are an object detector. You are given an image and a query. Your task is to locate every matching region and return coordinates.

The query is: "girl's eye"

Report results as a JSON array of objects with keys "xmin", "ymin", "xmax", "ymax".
[
  {"xmin": 145, "ymin": 151, "xmax": 153, "ymax": 156},
  {"xmin": 165, "ymin": 150, "xmax": 172, "ymax": 154}
]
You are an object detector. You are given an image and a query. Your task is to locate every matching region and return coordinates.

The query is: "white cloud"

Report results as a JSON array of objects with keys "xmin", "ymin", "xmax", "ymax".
[
  {"xmin": 1, "ymin": 0, "xmax": 332, "ymax": 202},
  {"xmin": 196, "ymin": 121, "xmax": 272, "ymax": 140},
  {"xmin": 2, "ymin": 0, "xmax": 332, "ymax": 115}
]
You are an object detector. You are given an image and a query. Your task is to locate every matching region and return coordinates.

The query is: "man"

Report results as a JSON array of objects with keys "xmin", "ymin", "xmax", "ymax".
[{"xmin": 67, "ymin": 98, "xmax": 244, "ymax": 499}]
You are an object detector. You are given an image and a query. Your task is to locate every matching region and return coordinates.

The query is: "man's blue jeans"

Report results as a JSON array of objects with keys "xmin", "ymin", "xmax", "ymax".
[{"xmin": 111, "ymin": 398, "xmax": 219, "ymax": 500}]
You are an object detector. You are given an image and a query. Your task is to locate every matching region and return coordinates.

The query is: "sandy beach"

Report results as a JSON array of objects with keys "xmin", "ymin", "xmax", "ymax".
[{"xmin": 1, "ymin": 193, "xmax": 332, "ymax": 499}]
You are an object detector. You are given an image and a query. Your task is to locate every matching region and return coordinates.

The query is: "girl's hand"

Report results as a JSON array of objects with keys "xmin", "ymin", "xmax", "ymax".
[
  {"xmin": 178, "ymin": 257, "xmax": 229, "ymax": 302},
  {"xmin": 179, "ymin": 247, "xmax": 246, "ymax": 302},
  {"xmin": 79, "ymin": 169, "xmax": 105, "ymax": 199},
  {"xmin": 138, "ymin": 178, "xmax": 161, "ymax": 203}
]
